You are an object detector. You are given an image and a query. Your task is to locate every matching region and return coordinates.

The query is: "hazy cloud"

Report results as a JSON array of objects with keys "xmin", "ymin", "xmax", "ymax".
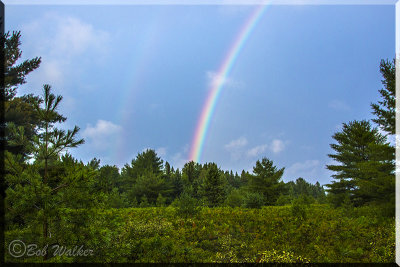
[
  {"xmin": 225, "ymin": 137, "xmax": 248, "ymax": 160},
  {"xmin": 170, "ymin": 144, "xmax": 190, "ymax": 169},
  {"xmin": 206, "ymin": 71, "xmax": 243, "ymax": 90},
  {"xmin": 270, "ymin": 139, "xmax": 285, "ymax": 153},
  {"xmin": 21, "ymin": 13, "xmax": 110, "ymax": 89},
  {"xmin": 156, "ymin": 147, "xmax": 167, "ymax": 157},
  {"xmin": 82, "ymin": 120, "xmax": 122, "ymax": 151},
  {"xmin": 286, "ymin": 160, "xmax": 320, "ymax": 180},
  {"xmin": 225, "ymin": 137, "xmax": 248, "ymax": 151},
  {"xmin": 329, "ymin": 100, "xmax": 350, "ymax": 111},
  {"xmin": 247, "ymin": 144, "xmax": 268, "ymax": 157}
]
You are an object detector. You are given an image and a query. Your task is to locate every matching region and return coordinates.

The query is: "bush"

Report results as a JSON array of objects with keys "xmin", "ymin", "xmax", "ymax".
[
  {"xmin": 172, "ymin": 193, "xmax": 200, "ymax": 217},
  {"xmin": 242, "ymin": 192, "xmax": 264, "ymax": 209},
  {"xmin": 139, "ymin": 195, "xmax": 150, "ymax": 207},
  {"xmin": 156, "ymin": 193, "xmax": 166, "ymax": 207},
  {"xmin": 257, "ymin": 249, "xmax": 310, "ymax": 263},
  {"xmin": 276, "ymin": 194, "xmax": 292, "ymax": 206},
  {"xmin": 291, "ymin": 198, "xmax": 307, "ymax": 220},
  {"xmin": 225, "ymin": 189, "xmax": 244, "ymax": 207}
]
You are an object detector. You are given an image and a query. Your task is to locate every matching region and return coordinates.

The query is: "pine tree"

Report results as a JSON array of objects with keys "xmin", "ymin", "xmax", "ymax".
[
  {"xmin": 325, "ymin": 120, "xmax": 391, "ymax": 207},
  {"xmin": 355, "ymin": 142, "xmax": 395, "ymax": 214},
  {"xmin": 199, "ymin": 163, "xmax": 226, "ymax": 207},
  {"xmin": 247, "ymin": 158, "xmax": 287, "ymax": 206},
  {"xmin": 2, "ymin": 31, "xmax": 42, "ymax": 159},
  {"xmin": 120, "ymin": 149, "xmax": 164, "ymax": 194},
  {"xmin": 129, "ymin": 170, "xmax": 172, "ymax": 205},
  {"xmin": 2, "ymin": 31, "xmax": 41, "ymax": 100},
  {"xmin": 371, "ymin": 59, "xmax": 395, "ymax": 134},
  {"xmin": 95, "ymin": 165, "xmax": 120, "ymax": 194},
  {"xmin": 5, "ymin": 85, "xmax": 87, "ymax": 260}
]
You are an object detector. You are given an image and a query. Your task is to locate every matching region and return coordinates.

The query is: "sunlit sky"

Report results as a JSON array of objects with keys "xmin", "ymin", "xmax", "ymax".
[{"xmin": 6, "ymin": 4, "xmax": 394, "ymax": 186}]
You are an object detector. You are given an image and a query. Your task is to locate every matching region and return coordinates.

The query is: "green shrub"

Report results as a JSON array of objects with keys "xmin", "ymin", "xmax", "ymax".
[
  {"xmin": 172, "ymin": 193, "xmax": 200, "ymax": 217},
  {"xmin": 276, "ymin": 194, "xmax": 292, "ymax": 206},
  {"xmin": 291, "ymin": 199, "xmax": 306, "ymax": 220},
  {"xmin": 242, "ymin": 192, "xmax": 264, "ymax": 209},
  {"xmin": 156, "ymin": 193, "xmax": 166, "ymax": 207},
  {"xmin": 139, "ymin": 195, "xmax": 150, "ymax": 207},
  {"xmin": 225, "ymin": 189, "xmax": 244, "ymax": 207},
  {"xmin": 257, "ymin": 249, "xmax": 310, "ymax": 263}
]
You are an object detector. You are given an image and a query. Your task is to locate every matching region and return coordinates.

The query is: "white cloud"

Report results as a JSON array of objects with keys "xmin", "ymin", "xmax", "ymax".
[
  {"xmin": 286, "ymin": 160, "xmax": 320, "ymax": 180},
  {"xmin": 39, "ymin": 60, "xmax": 64, "ymax": 88},
  {"xmin": 171, "ymin": 152, "xmax": 187, "ymax": 170},
  {"xmin": 206, "ymin": 71, "xmax": 243, "ymax": 90},
  {"xmin": 247, "ymin": 144, "xmax": 268, "ymax": 157},
  {"xmin": 54, "ymin": 17, "xmax": 109, "ymax": 56},
  {"xmin": 170, "ymin": 144, "xmax": 190, "ymax": 170},
  {"xmin": 270, "ymin": 139, "xmax": 285, "ymax": 153},
  {"xmin": 156, "ymin": 147, "xmax": 167, "ymax": 158},
  {"xmin": 224, "ymin": 137, "xmax": 248, "ymax": 160},
  {"xmin": 21, "ymin": 13, "xmax": 110, "ymax": 90},
  {"xmin": 82, "ymin": 120, "xmax": 122, "ymax": 151},
  {"xmin": 329, "ymin": 100, "xmax": 350, "ymax": 111},
  {"xmin": 225, "ymin": 137, "xmax": 248, "ymax": 151}
]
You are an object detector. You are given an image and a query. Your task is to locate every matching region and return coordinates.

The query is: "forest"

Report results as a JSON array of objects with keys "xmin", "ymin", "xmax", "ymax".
[{"xmin": 2, "ymin": 31, "xmax": 396, "ymax": 263}]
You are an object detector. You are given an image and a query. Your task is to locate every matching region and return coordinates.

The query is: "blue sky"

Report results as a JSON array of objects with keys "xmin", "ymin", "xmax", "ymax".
[{"xmin": 7, "ymin": 4, "xmax": 394, "ymax": 186}]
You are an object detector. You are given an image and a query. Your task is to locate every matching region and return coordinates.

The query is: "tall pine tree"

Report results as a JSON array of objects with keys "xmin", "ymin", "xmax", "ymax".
[
  {"xmin": 247, "ymin": 158, "xmax": 287, "ymax": 206},
  {"xmin": 325, "ymin": 120, "xmax": 391, "ymax": 207},
  {"xmin": 371, "ymin": 59, "xmax": 395, "ymax": 135}
]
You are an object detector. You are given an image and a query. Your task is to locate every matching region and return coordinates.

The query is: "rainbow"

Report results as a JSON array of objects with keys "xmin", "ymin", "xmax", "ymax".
[{"xmin": 189, "ymin": 3, "xmax": 270, "ymax": 163}]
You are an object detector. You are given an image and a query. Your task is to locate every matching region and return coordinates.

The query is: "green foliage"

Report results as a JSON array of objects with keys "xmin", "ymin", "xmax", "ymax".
[
  {"xmin": 129, "ymin": 171, "xmax": 172, "ymax": 205},
  {"xmin": 139, "ymin": 195, "xmax": 150, "ymax": 208},
  {"xmin": 258, "ymin": 249, "xmax": 310, "ymax": 263},
  {"xmin": 94, "ymin": 165, "xmax": 120, "ymax": 193},
  {"xmin": 275, "ymin": 194, "xmax": 292, "ymax": 206},
  {"xmin": 242, "ymin": 192, "xmax": 264, "ymax": 209},
  {"xmin": 291, "ymin": 197, "xmax": 309, "ymax": 220},
  {"xmin": 156, "ymin": 193, "xmax": 166, "ymax": 207},
  {"xmin": 225, "ymin": 188, "xmax": 245, "ymax": 207},
  {"xmin": 198, "ymin": 163, "xmax": 226, "ymax": 207},
  {"xmin": 5, "ymin": 85, "xmax": 86, "ymax": 261},
  {"xmin": 172, "ymin": 192, "xmax": 200, "ymax": 217},
  {"xmin": 2, "ymin": 31, "xmax": 41, "ymax": 99},
  {"xmin": 6, "ymin": 205, "xmax": 394, "ymax": 263},
  {"xmin": 107, "ymin": 188, "xmax": 130, "ymax": 208},
  {"xmin": 325, "ymin": 120, "xmax": 393, "ymax": 207},
  {"xmin": 120, "ymin": 149, "xmax": 164, "ymax": 193},
  {"xmin": 247, "ymin": 158, "xmax": 287, "ymax": 205},
  {"xmin": 371, "ymin": 58, "xmax": 395, "ymax": 134}
]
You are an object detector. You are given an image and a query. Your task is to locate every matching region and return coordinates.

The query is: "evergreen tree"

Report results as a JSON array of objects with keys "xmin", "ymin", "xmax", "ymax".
[
  {"xmin": 355, "ymin": 142, "xmax": 395, "ymax": 214},
  {"xmin": 129, "ymin": 170, "xmax": 172, "ymax": 205},
  {"xmin": 95, "ymin": 165, "xmax": 120, "ymax": 194},
  {"xmin": 165, "ymin": 161, "xmax": 171, "ymax": 177},
  {"xmin": 325, "ymin": 120, "xmax": 391, "ymax": 207},
  {"xmin": 2, "ymin": 31, "xmax": 42, "ymax": 159},
  {"xmin": 3, "ymin": 31, "xmax": 41, "ymax": 99},
  {"xmin": 119, "ymin": 149, "xmax": 163, "ymax": 194},
  {"xmin": 371, "ymin": 59, "xmax": 395, "ymax": 135},
  {"xmin": 33, "ymin": 85, "xmax": 83, "ymax": 255},
  {"xmin": 182, "ymin": 161, "xmax": 202, "ymax": 184},
  {"xmin": 169, "ymin": 168, "xmax": 184, "ymax": 203},
  {"xmin": 199, "ymin": 163, "xmax": 226, "ymax": 207},
  {"xmin": 5, "ymin": 85, "xmax": 86, "ymax": 260},
  {"xmin": 247, "ymin": 158, "xmax": 287, "ymax": 206},
  {"xmin": 156, "ymin": 193, "xmax": 167, "ymax": 207}
]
